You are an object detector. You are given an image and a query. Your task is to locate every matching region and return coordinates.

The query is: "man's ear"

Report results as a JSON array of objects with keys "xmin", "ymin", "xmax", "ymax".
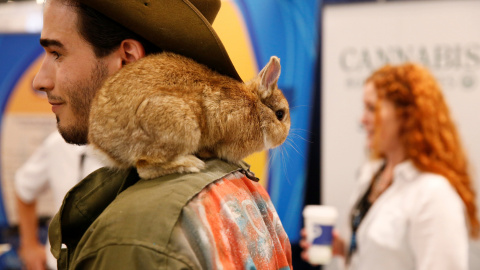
[{"xmin": 118, "ymin": 39, "xmax": 145, "ymax": 66}]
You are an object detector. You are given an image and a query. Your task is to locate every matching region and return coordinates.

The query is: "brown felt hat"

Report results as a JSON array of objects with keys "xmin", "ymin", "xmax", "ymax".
[{"xmin": 78, "ymin": 0, "xmax": 242, "ymax": 81}]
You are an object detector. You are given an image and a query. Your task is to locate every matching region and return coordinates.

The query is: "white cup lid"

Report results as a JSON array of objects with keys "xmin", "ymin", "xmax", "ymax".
[{"xmin": 303, "ymin": 205, "xmax": 338, "ymax": 220}]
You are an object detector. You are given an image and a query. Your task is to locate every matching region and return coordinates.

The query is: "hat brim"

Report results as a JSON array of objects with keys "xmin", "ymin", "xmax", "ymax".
[{"xmin": 79, "ymin": 0, "xmax": 242, "ymax": 82}]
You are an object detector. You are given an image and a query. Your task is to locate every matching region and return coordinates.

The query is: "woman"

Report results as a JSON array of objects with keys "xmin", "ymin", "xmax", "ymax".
[{"xmin": 302, "ymin": 63, "xmax": 479, "ymax": 270}]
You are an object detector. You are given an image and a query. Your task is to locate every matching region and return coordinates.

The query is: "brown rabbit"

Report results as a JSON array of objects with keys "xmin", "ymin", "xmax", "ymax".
[{"xmin": 88, "ymin": 52, "xmax": 290, "ymax": 179}]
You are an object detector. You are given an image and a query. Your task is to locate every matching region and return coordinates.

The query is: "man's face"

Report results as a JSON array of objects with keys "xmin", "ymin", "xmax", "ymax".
[{"xmin": 33, "ymin": 1, "xmax": 112, "ymax": 145}]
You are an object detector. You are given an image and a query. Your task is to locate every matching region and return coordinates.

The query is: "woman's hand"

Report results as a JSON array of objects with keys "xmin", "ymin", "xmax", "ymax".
[
  {"xmin": 299, "ymin": 228, "xmax": 313, "ymax": 263},
  {"xmin": 299, "ymin": 227, "xmax": 346, "ymax": 264},
  {"xmin": 332, "ymin": 229, "xmax": 346, "ymax": 257}
]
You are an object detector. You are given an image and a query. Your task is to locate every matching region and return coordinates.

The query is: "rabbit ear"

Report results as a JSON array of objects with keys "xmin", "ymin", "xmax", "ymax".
[{"xmin": 258, "ymin": 56, "xmax": 281, "ymax": 99}]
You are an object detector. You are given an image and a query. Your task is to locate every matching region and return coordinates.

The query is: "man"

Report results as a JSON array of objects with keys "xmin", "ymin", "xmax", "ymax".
[{"xmin": 34, "ymin": 0, "xmax": 292, "ymax": 269}]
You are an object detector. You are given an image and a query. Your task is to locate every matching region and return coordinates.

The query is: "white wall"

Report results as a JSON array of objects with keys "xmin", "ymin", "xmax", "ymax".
[
  {"xmin": 0, "ymin": 1, "xmax": 43, "ymax": 33},
  {"xmin": 322, "ymin": 1, "xmax": 480, "ymax": 269}
]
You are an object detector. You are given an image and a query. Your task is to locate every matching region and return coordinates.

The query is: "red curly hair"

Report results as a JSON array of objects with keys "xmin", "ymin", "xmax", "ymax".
[{"xmin": 366, "ymin": 63, "xmax": 479, "ymax": 238}]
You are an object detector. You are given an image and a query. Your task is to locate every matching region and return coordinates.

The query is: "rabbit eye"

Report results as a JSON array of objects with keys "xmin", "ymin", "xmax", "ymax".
[{"xmin": 275, "ymin": 110, "xmax": 285, "ymax": 121}]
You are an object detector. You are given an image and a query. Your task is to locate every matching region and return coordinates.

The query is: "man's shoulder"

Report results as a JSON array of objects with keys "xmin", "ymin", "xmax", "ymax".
[
  {"xmin": 81, "ymin": 159, "xmax": 246, "ymax": 245},
  {"xmin": 108, "ymin": 158, "xmax": 247, "ymax": 210}
]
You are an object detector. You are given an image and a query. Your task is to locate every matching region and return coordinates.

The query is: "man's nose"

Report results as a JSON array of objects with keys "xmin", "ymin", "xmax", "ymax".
[{"xmin": 32, "ymin": 54, "xmax": 54, "ymax": 92}]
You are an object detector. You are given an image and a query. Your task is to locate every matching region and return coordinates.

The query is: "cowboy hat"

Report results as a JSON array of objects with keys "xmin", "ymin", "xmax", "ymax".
[{"xmin": 78, "ymin": 0, "xmax": 242, "ymax": 81}]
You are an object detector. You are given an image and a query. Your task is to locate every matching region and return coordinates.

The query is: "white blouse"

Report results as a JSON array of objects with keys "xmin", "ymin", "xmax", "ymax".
[
  {"xmin": 15, "ymin": 131, "xmax": 103, "ymax": 210},
  {"xmin": 344, "ymin": 160, "xmax": 468, "ymax": 270},
  {"xmin": 14, "ymin": 131, "xmax": 104, "ymax": 269}
]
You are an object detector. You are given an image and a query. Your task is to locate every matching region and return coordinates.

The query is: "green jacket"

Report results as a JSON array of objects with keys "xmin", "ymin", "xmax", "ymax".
[{"xmin": 49, "ymin": 159, "xmax": 292, "ymax": 269}]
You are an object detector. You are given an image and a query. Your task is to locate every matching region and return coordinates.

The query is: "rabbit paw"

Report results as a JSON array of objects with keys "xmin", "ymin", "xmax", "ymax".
[
  {"xmin": 168, "ymin": 155, "xmax": 206, "ymax": 173},
  {"xmin": 136, "ymin": 155, "xmax": 205, "ymax": 179}
]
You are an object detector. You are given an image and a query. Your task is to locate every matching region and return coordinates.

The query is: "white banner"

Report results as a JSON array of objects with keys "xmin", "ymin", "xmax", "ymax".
[
  {"xmin": 0, "ymin": 1, "xmax": 43, "ymax": 33},
  {"xmin": 322, "ymin": 1, "xmax": 480, "ymax": 269}
]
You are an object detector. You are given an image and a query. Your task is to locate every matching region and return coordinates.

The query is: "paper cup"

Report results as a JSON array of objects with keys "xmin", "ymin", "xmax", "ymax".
[{"xmin": 303, "ymin": 205, "xmax": 338, "ymax": 265}]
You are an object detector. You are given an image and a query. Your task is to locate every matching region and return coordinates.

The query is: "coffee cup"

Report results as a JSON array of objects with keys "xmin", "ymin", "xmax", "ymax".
[{"xmin": 302, "ymin": 205, "xmax": 338, "ymax": 265}]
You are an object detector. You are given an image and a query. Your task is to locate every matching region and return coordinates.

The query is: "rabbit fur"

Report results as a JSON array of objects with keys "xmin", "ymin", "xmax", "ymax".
[{"xmin": 88, "ymin": 52, "xmax": 290, "ymax": 179}]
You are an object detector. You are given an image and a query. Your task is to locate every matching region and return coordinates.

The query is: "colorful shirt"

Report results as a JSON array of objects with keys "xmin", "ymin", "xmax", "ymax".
[
  {"xmin": 49, "ymin": 159, "xmax": 292, "ymax": 269},
  {"xmin": 176, "ymin": 170, "xmax": 292, "ymax": 269}
]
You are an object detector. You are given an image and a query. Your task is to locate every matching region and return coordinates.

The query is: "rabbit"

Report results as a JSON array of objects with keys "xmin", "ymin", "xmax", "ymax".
[{"xmin": 88, "ymin": 52, "xmax": 290, "ymax": 179}]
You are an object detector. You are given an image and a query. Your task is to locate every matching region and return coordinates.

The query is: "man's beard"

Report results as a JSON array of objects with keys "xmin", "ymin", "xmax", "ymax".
[{"xmin": 59, "ymin": 61, "xmax": 109, "ymax": 145}]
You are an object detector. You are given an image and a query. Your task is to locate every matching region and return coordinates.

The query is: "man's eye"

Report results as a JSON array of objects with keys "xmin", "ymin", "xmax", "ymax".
[{"xmin": 52, "ymin": 51, "xmax": 61, "ymax": 60}]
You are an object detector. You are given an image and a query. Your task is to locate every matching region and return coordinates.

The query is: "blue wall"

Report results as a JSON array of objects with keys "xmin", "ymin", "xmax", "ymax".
[
  {"xmin": 0, "ymin": 34, "xmax": 43, "ymax": 227},
  {"xmin": 233, "ymin": 0, "xmax": 321, "ymax": 243}
]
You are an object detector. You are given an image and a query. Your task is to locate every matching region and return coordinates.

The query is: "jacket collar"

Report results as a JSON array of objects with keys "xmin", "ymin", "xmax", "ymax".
[
  {"xmin": 363, "ymin": 159, "xmax": 420, "ymax": 184},
  {"xmin": 49, "ymin": 167, "xmax": 140, "ymax": 258},
  {"xmin": 393, "ymin": 159, "xmax": 420, "ymax": 183}
]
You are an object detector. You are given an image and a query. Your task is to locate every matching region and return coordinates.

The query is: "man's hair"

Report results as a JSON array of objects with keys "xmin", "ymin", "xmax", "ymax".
[{"xmin": 62, "ymin": 0, "xmax": 162, "ymax": 57}]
